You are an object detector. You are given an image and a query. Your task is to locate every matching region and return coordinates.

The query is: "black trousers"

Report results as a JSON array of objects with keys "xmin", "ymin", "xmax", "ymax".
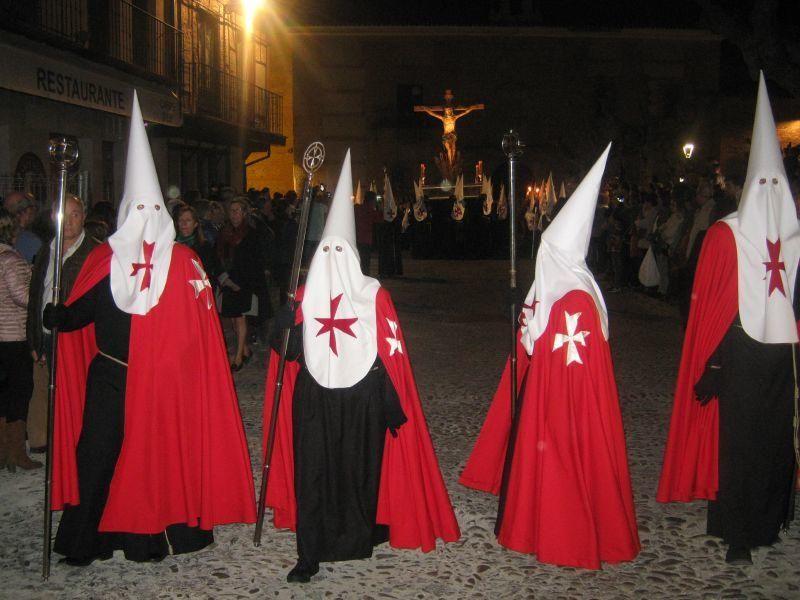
[
  {"xmin": 706, "ymin": 324, "xmax": 795, "ymax": 548},
  {"xmin": 0, "ymin": 341, "xmax": 33, "ymax": 422},
  {"xmin": 293, "ymin": 366, "xmax": 389, "ymax": 564},
  {"xmin": 54, "ymin": 355, "xmax": 213, "ymax": 561}
]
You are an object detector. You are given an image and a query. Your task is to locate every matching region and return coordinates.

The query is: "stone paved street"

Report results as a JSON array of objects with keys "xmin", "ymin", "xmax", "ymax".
[{"xmin": 2, "ymin": 258, "xmax": 798, "ymax": 599}]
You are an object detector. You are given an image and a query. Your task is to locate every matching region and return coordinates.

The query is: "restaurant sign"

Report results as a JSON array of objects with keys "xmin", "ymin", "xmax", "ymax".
[{"xmin": 0, "ymin": 39, "xmax": 181, "ymax": 127}]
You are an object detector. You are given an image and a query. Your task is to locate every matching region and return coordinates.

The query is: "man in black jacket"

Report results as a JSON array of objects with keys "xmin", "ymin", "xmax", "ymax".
[{"xmin": 26, "ymin": 194, "xmax": 98, "ymax": 451}]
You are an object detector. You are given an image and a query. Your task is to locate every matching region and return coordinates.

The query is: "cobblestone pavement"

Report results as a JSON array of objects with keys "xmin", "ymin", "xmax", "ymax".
[{"xmin": 2, "ymin": 258, "xmax": 798, "ymax": 599}]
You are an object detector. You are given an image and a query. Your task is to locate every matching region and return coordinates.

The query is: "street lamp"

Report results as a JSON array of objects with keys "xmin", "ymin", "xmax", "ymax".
[{"xmin": 682, "ymin": 142, "xmax": 695, "ymax": 159}]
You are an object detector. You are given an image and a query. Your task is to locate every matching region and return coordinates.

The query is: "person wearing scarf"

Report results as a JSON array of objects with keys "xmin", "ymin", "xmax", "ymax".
[
  {"xmin": 215, "ymin": 198, "xmax": 266, "ymax": 370},
  {"xmin": 176, "ymin": 205, "xmax": 219, "ymax": 286}
]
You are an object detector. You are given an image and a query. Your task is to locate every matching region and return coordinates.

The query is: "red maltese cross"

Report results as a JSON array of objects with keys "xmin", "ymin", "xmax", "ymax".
[
  {"xmin": 763, "ymin": 238, "xmax": 786, "ymax": 297},
  {"xmin": 518, "ymin": 300, "xmax": 538, "ymax": 327},
  {"xmin": 315, "ymin": 293, "xmax": 358, "ymax": 355},
  {"xmin": 130, "ymin": 241, "xmax": 155, "ymax": 291}
]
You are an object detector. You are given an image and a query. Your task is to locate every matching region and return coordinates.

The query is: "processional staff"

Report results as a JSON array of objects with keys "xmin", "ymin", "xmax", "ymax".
[
  {"xmin": 502, "ymin": 130, "xmax": 524, "ymax": 417},
  {"xmin": 495, "ymin": 130, "xmax": 524, "ymax": 534},
  {"xmin": 254, "ymin": 141, "xmax": 326, "ymax": 546},
  {"xmin": 43, "ymin": 136, "xmax": 79, "ymax": 580}
]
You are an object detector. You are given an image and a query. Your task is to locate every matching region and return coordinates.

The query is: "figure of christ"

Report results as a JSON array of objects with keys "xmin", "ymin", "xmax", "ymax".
[{"xmin": 414, "ymin": 89, "xmax": 484, "ymax": 171}]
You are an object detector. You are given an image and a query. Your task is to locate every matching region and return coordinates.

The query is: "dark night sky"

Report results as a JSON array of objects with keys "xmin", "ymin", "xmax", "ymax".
[
  {"xmin": 283, "ymin": 0, "xmax": 705, "ymax": 28},
  {"xmin": 272, "ymin": 0, "xmax": 800, "ymax": 98},
  {"xmin": 278, "ymin": 0, "xmax": 798, "ymax": 34}
]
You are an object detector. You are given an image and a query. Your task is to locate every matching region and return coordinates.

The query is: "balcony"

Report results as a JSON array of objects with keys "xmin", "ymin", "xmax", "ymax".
[
  {"xmin": 183, "ymin": 62, "xmax": 284, "ymax": 142},
  {"xmin": 0, "ymin": 0, "xmax": 182, "ymax": 88}
]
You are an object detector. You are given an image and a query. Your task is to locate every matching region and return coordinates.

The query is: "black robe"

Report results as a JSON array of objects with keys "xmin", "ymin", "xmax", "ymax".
[
  {"xmin": 273, "ymin": 313, "xmax": 407, "ymax": 566},
  {"xmin": 702, "ymin": 272, "xmax": 800, "ymax": 548},
  {"xmin": 53, "ymin": 275, "xmax": 213, "ymax": 562},
  {"xmin": 377, "ymin": 221, "xmax": 403, "ymax": 278},
  {"xmin": 410, "ymin": 216, "xmax": 432, "ymax": 259}
]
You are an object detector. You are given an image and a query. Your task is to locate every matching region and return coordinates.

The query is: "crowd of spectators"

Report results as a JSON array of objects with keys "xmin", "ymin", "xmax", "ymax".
[
  {"xmin": 585, "ymin": 154, "xmax": 800, "ymax": 327},
  {"xmin": 1, "ymin": 145, "xmax": 799, "ymax": 468}
]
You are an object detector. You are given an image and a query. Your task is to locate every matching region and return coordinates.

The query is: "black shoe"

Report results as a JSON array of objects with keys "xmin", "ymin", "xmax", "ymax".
[
  {"xmin": 286, "ymin": 559, "xmax": 319, "ymax": 583},
  {"xmin": 29, "ymin": 445, "xmax": 46, "ymax": 454},
  {"xmin": 725, "ymin": 545, "xmax": 752, "ymax": 565},
  {"xmin": 59, "ymin": 551, "xmax": 113, "ymax": 567}
]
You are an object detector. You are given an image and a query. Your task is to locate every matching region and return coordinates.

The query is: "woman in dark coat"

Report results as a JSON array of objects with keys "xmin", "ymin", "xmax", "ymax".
[
  {"xmin": 175, "ymin": 205, "xmax": 219, "ymax": 282},
  {"xmin": 216, "ymin": 198, "xmax": 266, "ymax": 370}
]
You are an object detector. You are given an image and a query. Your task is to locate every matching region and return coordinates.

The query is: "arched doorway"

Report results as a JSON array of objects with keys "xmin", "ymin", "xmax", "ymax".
[{"xmin": 14, "ymin": 152, "xmax": 47, "ymax": 202}]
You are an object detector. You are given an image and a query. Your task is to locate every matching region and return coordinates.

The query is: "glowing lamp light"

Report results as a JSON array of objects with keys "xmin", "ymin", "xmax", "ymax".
[
  {"xmin": 243, "ymin": 0, "xmax": 265, "ymax": 33},
  {"xmin": 682, "ymin": 142, "xmax": 695, "ymax": 159}
]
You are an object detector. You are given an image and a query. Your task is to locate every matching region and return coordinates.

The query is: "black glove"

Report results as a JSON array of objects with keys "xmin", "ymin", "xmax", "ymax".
[
  {"xmin": 269, "ymin": 303, "xmax": 302, "ymax": 360},
  {"xmin": 383, "ymin": 377, "xmax": 408, "ymax": 438},
  {"xmin": 43, "ymin": 303, "xmax": 68, "ymax": 330},
  {"xmin": 694, "ymin": 364, "xmax": 722, "ymax": 406},
  {"xmin": 273, "ymin": 302, "xmax": 297, "ymax": 331}
]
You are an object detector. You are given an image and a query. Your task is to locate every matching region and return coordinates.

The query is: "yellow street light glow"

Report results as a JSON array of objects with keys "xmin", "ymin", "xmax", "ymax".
[
  {"xmin": 682, "ymin": 142, "xmax": 695, "ymax": 159},
  {"xmin": 243, "ymin": 0, "xmax": 265, "ymax": 33}
]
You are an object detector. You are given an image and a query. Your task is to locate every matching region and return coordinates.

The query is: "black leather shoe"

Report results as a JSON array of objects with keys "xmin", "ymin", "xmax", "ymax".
[
  {"xmin": 725, "ymin": 545, "xmax": 752, "ymax": 565},
  {"xmin": 59, "ymin": 551, "xmax": 113, "ymax": 567},
  {"xmin": 286, "ymin": 559, "xmax": 319, "ymax": 583}
]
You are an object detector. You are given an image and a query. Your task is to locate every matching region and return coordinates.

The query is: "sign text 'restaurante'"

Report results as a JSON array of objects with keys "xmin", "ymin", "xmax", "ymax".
[{"xmin": 36, "ymin": 68, "xmax": 126, "ymax": 111}]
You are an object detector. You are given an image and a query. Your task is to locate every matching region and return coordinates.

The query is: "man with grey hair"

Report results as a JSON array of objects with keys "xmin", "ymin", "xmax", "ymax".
[
  {"xmin": 3, "ymin": 191, "xmax": 42, "ymax": 264},
  {"xmin": 25, "ymin": 194, "xmax": 98, "ymax": 451}
]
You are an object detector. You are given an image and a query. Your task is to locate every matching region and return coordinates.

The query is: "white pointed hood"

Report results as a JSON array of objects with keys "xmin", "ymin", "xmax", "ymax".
[
  {"xmin": 520, "ymin": 144, "xmax": 611, "ymax": 354},
  {"xmin": 481, "ymin": 176, "xmax": 494, "ymax": 215},
  {"xmin": 497, "ymin": 184, "xmax": 508, "ymax": 220},
  {"xmin": 452, "ymin": 175, "xmax": 465, "ymax": 221},
  {"xmin": 302, "ymin": 150, "xmax": 381, "ymax": 389},
  {"xmin": 545, "ymin": 172, "xmax": 558, "ymax": 210},
  {"xmin": 455, "ymin": 175, "xmax": 465, "ymax": 201},
  {"xmin": 413, "ymin": 178, "xmax": 428, "ymax": 221},
  {"xmin": 354, "ymin": 179, "xmax": 363, "ymax": 205},
  {"xmin": 108, "ymin": 90, "xmax": 175, "ymax": 315},
  {"xmin": 721, "ymin": 72, "xmax": 799, "ymax": 343},
  {"xmin": 383, "ymin": 171, "xmax": 397, "ymax": 222}
]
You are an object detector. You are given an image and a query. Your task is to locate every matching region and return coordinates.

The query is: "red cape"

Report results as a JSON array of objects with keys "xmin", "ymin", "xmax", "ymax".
[
  {"xmin": 656, "ymin": 221, "xmax": 800, "ymax": 502},
  {"xmin": 52, "ymin": 243, "xmax": 257, "ymax": 532},
  {"xmin": 462, "ymin": 290, "xmax": 639, "ymax": 569},
  {"xmin": 458, "ymin": 336, "xmax": 529, "ymax": 494},
  {"xmin": 261, "ymin": 286, "xmax": 460, "ymax": 551}
]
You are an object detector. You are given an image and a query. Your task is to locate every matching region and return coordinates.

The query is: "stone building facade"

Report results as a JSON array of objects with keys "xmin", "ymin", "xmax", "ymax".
[{"xmin": 0, "ymin": 0, "xmax": 288, "ymax": 206}]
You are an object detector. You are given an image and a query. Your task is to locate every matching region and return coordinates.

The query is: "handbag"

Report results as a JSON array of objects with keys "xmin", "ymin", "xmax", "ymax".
[
  {"xmin": 638, "ymin": 246, "xmax": 660, "ymax": 287},
  {"xmin": 243, "ymin": 294, "xmax": 259, "ymax": 317}
]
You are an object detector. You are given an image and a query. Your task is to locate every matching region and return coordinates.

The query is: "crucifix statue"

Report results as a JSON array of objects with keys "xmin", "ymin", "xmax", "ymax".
[{"xmin": 414, "ymin": 89, "xmax": 484, "ymax": 181}]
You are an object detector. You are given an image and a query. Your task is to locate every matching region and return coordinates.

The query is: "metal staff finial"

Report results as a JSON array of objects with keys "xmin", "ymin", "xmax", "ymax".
[
  {"xmin": 49, "ymin": 137, "xmax": 80, "ymax": 169},
  {"xmin": 303, "ymin": 142, "xmax": 325, "ymax": 174},
  {"xmin": 502, "ymin": 130, "xmax": 525, "ymax": 160},
  {"xmin": 254, "ymin": 141, "xmax": 326, "ymax": 547},
  {"xmin": 43, "ymin": 135, "xmax": 79, "ymax": 581}
]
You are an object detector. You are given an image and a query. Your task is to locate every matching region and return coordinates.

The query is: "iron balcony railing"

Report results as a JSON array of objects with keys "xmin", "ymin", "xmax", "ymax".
[
  {"xmin": 183, "ymin": 62, "xmax": 283, "ymax": 136},
  {"xmin": 0, "ymin": 0, "xmax": 182, "ymax": 88},
  {"xmin": 0, "ymin": 172, "xmax": 91, "ymax": 209}
]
